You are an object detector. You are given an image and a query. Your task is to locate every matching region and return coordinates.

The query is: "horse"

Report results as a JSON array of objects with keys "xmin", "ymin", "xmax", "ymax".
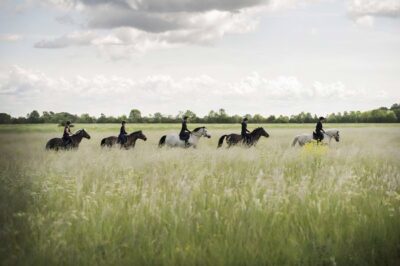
[
  {"xmin": 217, "ymin": 127, "xmax": 270, "ymax": 148},
  {"xmin": 158, "ymin": 127, "xmax": 211, "ymax": 148},
  {"xmin": 46, "ymin": 129, "xmax": 91, "ymax": 151},
  {"xmin": 100, "ymin": 130, "xmax": 147, "ymax": 149},
  {"xmin": 291, "ymin": 129, "xmax": 340, "ymax": 147}
]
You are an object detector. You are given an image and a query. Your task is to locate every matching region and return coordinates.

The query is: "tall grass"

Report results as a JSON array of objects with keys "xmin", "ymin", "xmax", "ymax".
[{"xmin": 1, "ymin": 125, "xmax": 400, "ymax": 265}]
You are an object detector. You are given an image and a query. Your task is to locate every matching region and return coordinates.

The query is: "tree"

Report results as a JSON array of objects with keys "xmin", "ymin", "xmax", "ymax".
[
  {"xmin": 27, "ymin": 110, "xmax": 41, "ymax": 123},
  {"xmin": 391, "ymin": 103, "xmax": 400, "ymax": 122},
  {"xmin": 129, "ymin": 109, "xmax": 142, "ymax": 122},
  {"xmin": 153, "ymin": 112, "xmax": 163, "ymax": 123},
  {"xmin": 78, "ymin": 113, "xmax": 95, "ymax": 123},
  {"xmin": 0, "ymin": 113, "xmax": 11, "ymax": 124},
  {"xmin": 183, "ymin": 110, "xmax": 197, "ymax": 120}
]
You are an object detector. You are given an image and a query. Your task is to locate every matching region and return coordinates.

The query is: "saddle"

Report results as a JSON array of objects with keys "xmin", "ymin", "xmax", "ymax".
[
  {"xmin": 179, "ymin": 132, "xmax": 190, "ymax": 141},
  {"xmin": 313, "ymin": 131, "xmax": 324, "ymax": 141},
  {"xmin": 312, "ymin": 131, "xmax": 317, "ymax": 140}
]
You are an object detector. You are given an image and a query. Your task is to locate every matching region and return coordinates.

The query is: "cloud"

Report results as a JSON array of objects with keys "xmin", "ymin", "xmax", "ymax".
[
  {"xmin": 0, "ymin": 34, "xmax": 23, "ymax": 42},
  {"xmin": 348, "ymin": 0, "xmax": 400, "ymax": 17},
  {"xmin": 0, "ymin": 66, "xmax": 386, "ymax": 116},
  {"xmin": 33, "ymin": 0, "xmax": 266, "ymax": 56},
  {"xmin": 354, "ymin": 15, "xmax": 375, "ymax": 26},
  {"xmin": 34, "ymin": 31, "xmax": 97, "ymax": 48},
  {"xmin": 348, "ymin": 0, "xmax": 400, "ymax": 25},
  {"xmin": 34, "ymin": 6, "xmax": 261, "ymax": 58}
]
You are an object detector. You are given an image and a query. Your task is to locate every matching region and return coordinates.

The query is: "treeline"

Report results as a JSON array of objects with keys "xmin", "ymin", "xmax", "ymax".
[{"xmin": 0, "ymin": 104, "xmax": 399, "ymax": 124}]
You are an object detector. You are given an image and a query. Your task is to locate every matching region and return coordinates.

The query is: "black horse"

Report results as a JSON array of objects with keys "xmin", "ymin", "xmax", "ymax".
[
  {"xmin": 46, "ymin": 129, "xmax": 91, "ymax": 151},
  {"xmin": 101, "ymin": 130, "xmax": 147, "ymax": 149},
  {"xmin": 217, "ymin": 127, "xmax": 269, "ymax": 148}
]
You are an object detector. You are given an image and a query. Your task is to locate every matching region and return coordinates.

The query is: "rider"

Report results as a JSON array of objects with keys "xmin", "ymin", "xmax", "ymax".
[
  {"xmin": 118, "ymin": 121, "xmax": 128, "ymax": 145},
  {"xmin": 179, "ymin": 116, "xmax": 191, "ymax": 147},
  {"xmin": 62, "ymin": 121, "xmax": 73, "ymax": 146},
  {"xmin": 241, "ymin": 117, "xmax": 250, "ymax": 144},
  {"xmin": 315, "ymin": 116, "xmax": 326, "ymax": 143}
]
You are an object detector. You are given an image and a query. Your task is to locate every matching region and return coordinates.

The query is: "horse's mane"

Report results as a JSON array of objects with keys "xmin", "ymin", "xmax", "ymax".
[
  {"xmin": 251, "ymin": 127, "xmax": 264, "ymax": 133},
  {"xmin": 73, "ymin": 129, "xmax": 84, "ymax": 135},
  {"xmin": 325, "ymin": 129, "xmax": 339, "ymax": 135},
  {"xmin": 193, "ymin": 127, "xmax": 205, "ymax": 132},
  {"xmin": 129, "ymin": 130, "xmax": 143, "ymax": 135}
]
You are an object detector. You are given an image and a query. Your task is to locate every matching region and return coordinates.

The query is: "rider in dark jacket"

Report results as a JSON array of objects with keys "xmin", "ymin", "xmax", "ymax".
[
  {"xmin": 118, "ymin": 121, "xmax": 128, "ymax": 144},
  {"xmin": 179, "ymin": 116, "xmax": 191, "ymax": 147},
  {"xmin": 241, "ymin": 117, "xmax": 250, "ymax": 143},
  {"xmin": 62, "ymin": 121, "xmax": 73, "ymax": 145},
  {"xmin": 315, "ymin": 117, "xmax": 325, "ymax": 142}
]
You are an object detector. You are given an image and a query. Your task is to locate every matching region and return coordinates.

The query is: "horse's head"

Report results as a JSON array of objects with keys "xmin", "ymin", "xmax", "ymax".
[
  {"xmin": 253, "ymin": 127, "xmax": 269, "ymax": 138},
  {"xmin": 136, "ymin": 130, "xmax": 147, "ymax": 141},
  {"xmin": 325, "ymin": 129, "xmax": 340, "ymax": 142},
  {"xmin": 334, "ymin": 130, "xmax": 340, "ymax": 142},
  {"xmin": 193, "ymin": 126, "xmax": 211, "ymax": 138},
  {"xmin": 76, "ymin": 129, "xmax": 91, "ymax": 139}
]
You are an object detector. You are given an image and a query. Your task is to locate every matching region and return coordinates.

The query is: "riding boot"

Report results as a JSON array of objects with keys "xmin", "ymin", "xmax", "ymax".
[{"xmin": 185, "ymin": 139, "xmax": 190, "ymax": 148}]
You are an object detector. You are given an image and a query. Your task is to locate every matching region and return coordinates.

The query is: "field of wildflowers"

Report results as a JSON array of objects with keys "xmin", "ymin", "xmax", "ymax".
[{"xmin": 1, "ymin": 124, "xmax": 399, "ymax": 265}]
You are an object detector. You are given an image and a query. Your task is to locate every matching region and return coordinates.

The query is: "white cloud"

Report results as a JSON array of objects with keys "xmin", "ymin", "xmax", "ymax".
[
  {"xmin": 0, "ymin": 34, "xmax": 23, "ymax": 42},
  {"xmin": 354, "ymin": 15, "xmax": 375, "ymax": 26},
  {"xmin": 34, "ymin": 7, "xmax": 262, "ymax": 58},
  {"xmin": 32, "ymin": 0, "xmax": 268, "ymax": 56},
  {"xmin": 34, "ymin": 31, "xmax": 97, "ymax": 48},
  {"xmin": 0, "ymin": 66, "xmax": 386, "ymax": 116},
  {"xmin": 348, "ymin": 0, "xmax": 400, "ymax": 26},
  {"xmin": 348, "ymin": 0, "xmax": 400, "ymax": 17}
]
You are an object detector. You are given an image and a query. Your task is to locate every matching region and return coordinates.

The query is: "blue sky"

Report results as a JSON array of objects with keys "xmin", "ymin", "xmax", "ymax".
[{"xmin": 0, "ymin": 0, "xmax": 399, "ymax": 117}]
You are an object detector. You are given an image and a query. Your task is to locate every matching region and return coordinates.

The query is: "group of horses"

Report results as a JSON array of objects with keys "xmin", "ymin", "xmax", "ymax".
[{"xmin": 45, "ymin": 126, "xmax": 340, "ymax": 151}]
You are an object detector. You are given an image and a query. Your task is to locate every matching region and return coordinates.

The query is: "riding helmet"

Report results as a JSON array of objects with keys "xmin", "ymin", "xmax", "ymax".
[
  {"xmin": 183, "ymin": 116, "xmax": 188, "ymax": 120},
  {"xmin": 122, "ymin": 120, "xmax": 126, "ymax": 124},
  {"xmin": 66, "ymin": 121, "xmax": 71, "ymax": 125},
  {"xmin": 243, "ymin": 117, "xmax": 248, "ymax": 121},
  {"xmin": 319, "ymin": 116, "xmax": 325, "ymax": 120}
]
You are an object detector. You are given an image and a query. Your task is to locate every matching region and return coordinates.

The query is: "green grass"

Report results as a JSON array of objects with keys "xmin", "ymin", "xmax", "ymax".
[{"xmin": 1, "ymin": 124, "xmax": 400, "ymax": 265}]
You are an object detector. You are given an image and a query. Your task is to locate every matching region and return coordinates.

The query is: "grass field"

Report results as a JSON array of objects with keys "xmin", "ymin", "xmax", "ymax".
[{"xmin": 1, "ymin": 124, "xmax": 400, "ymax": 265}]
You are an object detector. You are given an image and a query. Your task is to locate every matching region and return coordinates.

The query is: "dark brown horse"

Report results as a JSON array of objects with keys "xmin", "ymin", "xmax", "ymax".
[
  {"xmin": 46, "ymin": 129, "xmax": 91, "ymax": 151},
  {"xmin": 101, "ymin": 130, "xmax": 147, "ymax": 149},
  {"xmin": 217, "ymin": 127, "xmax": 269, "ymax": 148}
]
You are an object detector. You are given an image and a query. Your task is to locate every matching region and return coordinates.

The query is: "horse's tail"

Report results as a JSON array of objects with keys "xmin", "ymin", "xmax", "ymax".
[
  {"xmin": 100, "ymin": 138, "xmax": 106, "ymax": 147},
  {"xmin": 158, "ymin": 135, "xmax": 166, "ymax": 148},
  {"xmin": 217, "ymin": 135, "xmax": 227, "ymax": 148},
  {"xmin": 291, "ymin": 136, "xmax": 298, "ymax": 147},
  {"xmin": 45, "ymin": 140, "xmax": 51, "ymax": 150}
]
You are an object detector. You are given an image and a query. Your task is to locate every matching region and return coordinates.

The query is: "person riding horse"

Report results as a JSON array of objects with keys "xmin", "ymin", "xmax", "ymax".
[
  {"xmin": 179, "ymin": 116, "xmax": 191, "ymax": 147},
  {"xmin": 62, "ymin": 121, "xmax": 73, "ymax": 146},
  {"xmin": 241, "ymin": 117, "xmax": 250, "ymax": 144},
  {"xmin": 314, "ymin": 116, "xmax": 326, "ymax": 143},
  {"xmin": 118, "ymin": 121, "xmax": 128, "ymax": 145}
]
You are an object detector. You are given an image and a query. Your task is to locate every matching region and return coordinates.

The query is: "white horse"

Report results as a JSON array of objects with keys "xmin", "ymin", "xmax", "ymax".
[
  {"xmin": 158, "ymin": 126, "xmax": 211, "ymax": 148},
  {"xmin": 292, "ymin": 129, "xmax": 340, "ymax": 147}
]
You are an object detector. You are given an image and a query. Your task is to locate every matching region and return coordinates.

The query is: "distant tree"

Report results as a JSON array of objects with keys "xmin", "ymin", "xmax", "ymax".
[
  {"xmin": 129, "ymin": 109, "xmax": 142, "ymax": 122},
  {"xmin": 153, "ymin": 112, "xmax": 163, "ymax": 123},
  {"xmin": 0, "ymin": 113, "xmax": 11, "ymax": 124},
  {"xmin": 27, "ymin": 110, "xmax": 41, "ymax": 123},
  {"xmin": 78, "ymin": 113, "xmax": 95, "ymax": 123},
  {"xmin": 390, "ymin": 103, "xmax": 400, "ymax": 122},
  {"xmin": 183, "ymin": 110, "xmax": 198, "ymax": 121},
  {"xmin": 97, "ymin": 113, "xmax": 108, "ymax": 123},
  {"xmin": 253, "ymin": 114, "xmax": 264, "ymax": 123},
  {"xmin": 266, "ymin": 115, "xmax": 276, "ymax": 123}
]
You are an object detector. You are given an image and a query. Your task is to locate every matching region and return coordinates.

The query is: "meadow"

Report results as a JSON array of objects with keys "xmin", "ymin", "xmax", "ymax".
[{"xmin": 1, "ymin": 124, "xmax": 399, "ymax": 265}]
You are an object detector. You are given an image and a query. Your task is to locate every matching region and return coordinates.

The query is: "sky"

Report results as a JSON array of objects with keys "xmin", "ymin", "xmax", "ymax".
[{"xmin": 0, "ymin": 0, "xmax": 399, "ymax": 117}]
